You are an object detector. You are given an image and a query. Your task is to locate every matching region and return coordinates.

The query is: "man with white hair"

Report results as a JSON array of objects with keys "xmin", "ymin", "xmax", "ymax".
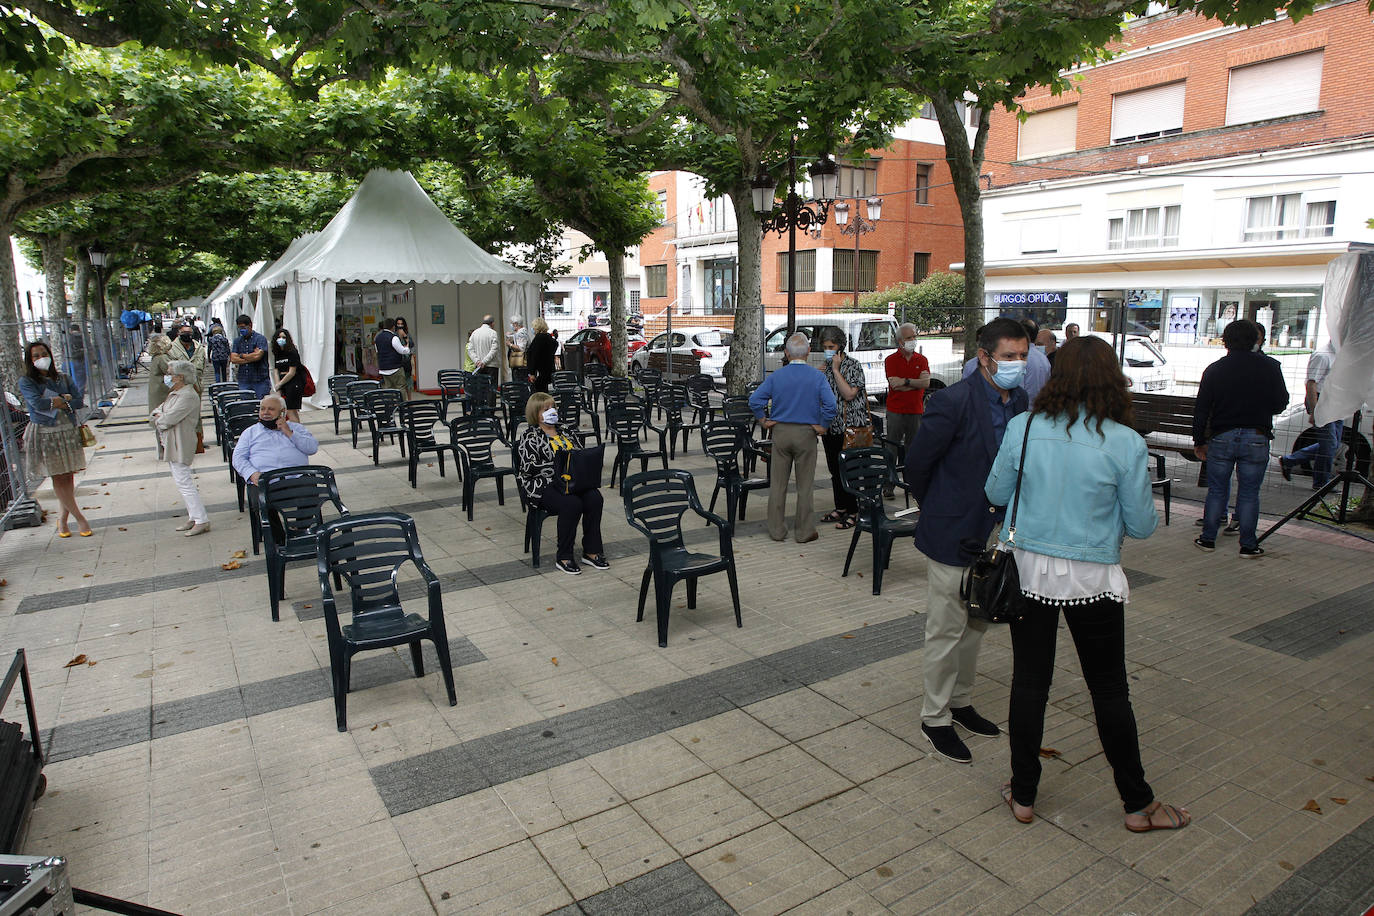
[
  {"xmin": 467, "ymin": 314, "xmax": 500, "ymax": 390},
  {"xmin": 748, "ymin": 332, "xmax": 837, "ymax": 543},
  {"xmin": 231, "ymin": 394, "xmax": 321, "ymax": 486}
]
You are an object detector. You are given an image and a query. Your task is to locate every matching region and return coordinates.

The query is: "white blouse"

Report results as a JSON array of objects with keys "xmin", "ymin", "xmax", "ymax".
[{"xmin": 1012, "ymin": 547, "xmax": 1130, "ymax": 606}]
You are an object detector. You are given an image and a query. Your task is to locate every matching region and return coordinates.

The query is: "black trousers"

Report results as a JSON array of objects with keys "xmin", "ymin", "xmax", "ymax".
[
  {"xmin": 1007, "ymin": 593, "xmax": 1153, "ymax": 813},
  {"xmin": 538, "ymin": 487, "xmax": 605, "ymax": 561},
  {"xmin": 821, "ymin": 433, "xmax": 857, "ymax": 513}
]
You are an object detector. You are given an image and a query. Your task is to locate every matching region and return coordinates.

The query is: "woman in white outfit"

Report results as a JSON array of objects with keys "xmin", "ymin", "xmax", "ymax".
[{"xmin": 151, "ymin": 359, "xmax": 211, "ymax": 536}]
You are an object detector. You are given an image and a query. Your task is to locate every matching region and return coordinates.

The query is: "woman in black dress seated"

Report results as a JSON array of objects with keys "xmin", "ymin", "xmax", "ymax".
[{"xmin": 516, "ymin": 392, "xmax": 609, "ymax": 576}]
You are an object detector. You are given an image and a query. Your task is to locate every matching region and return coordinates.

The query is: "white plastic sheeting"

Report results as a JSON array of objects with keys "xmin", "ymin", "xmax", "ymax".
[
  {"xmin": 1314, "ymin": 250, "xmax": 1374, "ymax": 426},
  {"xmin": 255, "ymin": 169, "xmax": 541, "ymax": 409}
]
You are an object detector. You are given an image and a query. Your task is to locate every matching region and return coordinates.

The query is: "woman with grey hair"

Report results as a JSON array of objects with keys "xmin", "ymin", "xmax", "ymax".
[
  {"xmin": 151, "ymin": 359, "xmax": 211, "ymax": 536},
  {"xmin": 146, "ymin": 333, "xmax": 173, "ymax": 414}
]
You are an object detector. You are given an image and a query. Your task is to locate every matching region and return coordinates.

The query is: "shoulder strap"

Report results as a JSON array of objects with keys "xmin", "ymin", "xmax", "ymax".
[{"xmin": 1006, "ymin": 413, "xmax": 1033, "ymax": 543}]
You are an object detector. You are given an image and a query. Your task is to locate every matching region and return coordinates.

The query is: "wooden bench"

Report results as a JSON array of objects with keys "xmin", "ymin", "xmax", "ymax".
[{"xmin": 647, "ymin": 351, "xmax": 701, "ymax": 380}]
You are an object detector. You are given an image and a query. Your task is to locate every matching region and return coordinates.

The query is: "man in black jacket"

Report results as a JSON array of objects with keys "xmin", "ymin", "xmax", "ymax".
[{"xmin": 1192, "ymin": 319, "xmax": 1288, "ymax": 558}]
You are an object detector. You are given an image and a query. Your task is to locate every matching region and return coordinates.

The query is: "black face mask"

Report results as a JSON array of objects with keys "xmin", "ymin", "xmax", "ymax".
[
  {"xmin": 180, "ymin": 335, "xmax": 194, "ymax": 346},
  {"xmin": 261, "ymin": 417, "xmax": 279, "ymax": 431}
]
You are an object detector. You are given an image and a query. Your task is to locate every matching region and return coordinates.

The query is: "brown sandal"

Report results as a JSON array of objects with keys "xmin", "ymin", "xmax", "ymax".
[
  {"xmin": 1001, "ymin": 783, "xmax": 1033, "ymax": 824},
  {"xmin": 1125, "ymin": 801, "xmax": 1190, "ymax": 832}
]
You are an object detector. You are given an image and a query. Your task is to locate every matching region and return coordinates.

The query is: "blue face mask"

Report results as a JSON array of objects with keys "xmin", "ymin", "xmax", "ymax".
[
  {"xmin": 823, "ymin": 349, "xmax": 837, "ymax": 362},
  {"xmin": 990, "ymin": 358, "xmax": 1026, "ymax": 390},
  {"xmin": 239, "ymin": 327, "xmax": 252, "ymax": 338}
]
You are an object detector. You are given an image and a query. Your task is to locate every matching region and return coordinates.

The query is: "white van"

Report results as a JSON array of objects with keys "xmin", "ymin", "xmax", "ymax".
[{"xmin": 763, "ymin": 314, "xmax": 900, "ymax": 397}]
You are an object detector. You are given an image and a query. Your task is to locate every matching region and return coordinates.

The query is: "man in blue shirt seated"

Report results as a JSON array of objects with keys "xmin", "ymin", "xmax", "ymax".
[
  {"xmin": 230, "ymin": 314, "xmax": 272, "ymax": 398},
  {"xmin": 748, "ymin": 332, "xmax": 838, "ymax": 543},
  {"xmin": 232, "ymin": 394, "xmax": 321, "ymax": 485}
]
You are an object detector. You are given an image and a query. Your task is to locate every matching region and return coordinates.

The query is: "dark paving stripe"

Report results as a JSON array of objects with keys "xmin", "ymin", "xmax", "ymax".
[
  {"xmin": 18, "ymin": 559, "xmax": 265, "ymax": 614},
  {"xmin": 97, "ymin": 414, "xmax": 213, "ymax": 429},
  {"xmin": 79, "ymin": 465, "xmax": 230, "ymax": 484},
  {"xmin": 87, "ymin": 444, "xmax": 160, "ymax": 455},
  {"xmin": 1243, "ymin": 814, "xmax": 1374, "ymax": 915},
  {"xmin": 551, "ymin": 860, "xmax": 734, "ymax": 915},
  {"xmin": 45, "ymin": 637, "xmax": 486, "ymax": 762},
  {"xmin": 370, "ymin": 614, "xmax": 925, "ymax": 817},
  {"xmin": 1123, "ymin": 567, "xmax": 1164, "ymax": 588},
  {"xmin": 1231, "ymin": 581, "xmax": 1374, "ymax": 659}
]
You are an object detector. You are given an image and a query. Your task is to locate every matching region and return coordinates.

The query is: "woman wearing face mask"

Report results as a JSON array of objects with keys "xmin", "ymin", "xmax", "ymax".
[
  {"xmin": 150, "ymin": 360, "xmax": 211, "ymax": 537},
  {"xmin": 270, "ymin": 328, "xmax": 306, "ymax": 422},
  {"xmin": 515, "ymin": 392, "xmax": 608, "ymax": 576},
  {"xmin": 19, "ymin": 341, "xmax": 91, "ymax": 537},
  {"xmin": 393, "ymin": 317, "xmax": 417, "ymax": 392},
  {"xmin": 146, "ymin": 334, "xmax": 173, "ymax": 416},
  {"xmin": 170, "ymin": 323, "xmax": 207, "ymax": 451},
  {"xmin": 819, "ymin": 330, "xmax": 871, "ymax": 530}
]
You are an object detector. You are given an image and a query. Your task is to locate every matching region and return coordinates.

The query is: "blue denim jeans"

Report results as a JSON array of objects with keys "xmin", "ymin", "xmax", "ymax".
[
  {"xmin": 1203, "ymin": 428, "xmax": 1270, "ymax": 549},
  {"xmin": 1285, "ymin": 419, "xmax": 1344, "ymax": 488},
  {"xmin": 239, "ymin": 377, "xmax": 271, "ymax": 399}
]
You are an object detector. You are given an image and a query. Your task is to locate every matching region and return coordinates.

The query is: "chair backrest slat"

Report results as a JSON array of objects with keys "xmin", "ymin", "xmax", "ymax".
[{"xmin": 398, "ymin": 400, "xmax": 444, "ymax": 442}]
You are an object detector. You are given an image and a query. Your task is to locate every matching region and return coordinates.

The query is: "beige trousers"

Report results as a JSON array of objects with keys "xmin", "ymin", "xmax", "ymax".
[
  {"xmin": 922, "ymin": 557, "xmax": 989, "ymax": 726},
  {"xmin": 766, "ymin": 422, "xmax": 819, "ymax": 542}
]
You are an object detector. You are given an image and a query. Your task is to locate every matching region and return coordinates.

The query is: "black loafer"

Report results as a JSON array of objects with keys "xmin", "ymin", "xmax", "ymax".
[
  {"xmin": 555, "ymin": 559, "xmax": 581, "ymax": 575},
  {"xmin": 950, "ymin": 705, "xmax": 1001, "ymax": 738},
  {"xmin": 581, "ymin": 553, "xmax": 610, "ymax": 570},
  {"xmin": 921, "ymin": 723, "xmax": 972, "ymax": 764}
]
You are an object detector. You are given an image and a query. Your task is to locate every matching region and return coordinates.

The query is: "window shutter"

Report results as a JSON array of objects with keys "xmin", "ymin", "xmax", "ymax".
[
  {"xmin": 1226, "ymin": 51, "xmax": 1323, "ymax": 125},
  {"xmin": 1111, "ymin": 82, "xmax": 1185, "ymax": 142},
  {"xmin": 1017, "ymin": 105, "xmax": 1077, "ymax": 159}
]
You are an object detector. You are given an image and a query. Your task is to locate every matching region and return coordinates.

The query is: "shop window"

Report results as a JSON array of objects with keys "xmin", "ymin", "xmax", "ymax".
[
  {"xmin": 1107, "ymin": 205, "xmax": 1180, "ymax": 250},
  {"xmin": 645, "ymin": 264, "xmax": 667, "ymax": 298},
  {"xmin": 777, "ymin": 250, "xmax": 817, "ymax": 293},
  {"xmin": 834, "ymin": 250, "xmax": 878, "ymax": 293}
]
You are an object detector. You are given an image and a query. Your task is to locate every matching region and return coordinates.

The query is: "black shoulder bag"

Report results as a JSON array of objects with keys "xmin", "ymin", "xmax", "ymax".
[
  {"xmin": 960, "ymin": 415, "xmax": 1033, "ymax": 624},
  {"xmin": 553, "ymin": 443, "xmax": 606, "ymax": 494}
]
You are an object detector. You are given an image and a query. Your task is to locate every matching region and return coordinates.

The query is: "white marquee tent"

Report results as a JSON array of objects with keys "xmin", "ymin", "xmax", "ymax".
[
  {"xmin": 205, "ymin": 260, "xmax": 267, "ymax": 332},
  {"xmin": 254, "ymin": 169, "xmax": 541, "ymax": 408}
]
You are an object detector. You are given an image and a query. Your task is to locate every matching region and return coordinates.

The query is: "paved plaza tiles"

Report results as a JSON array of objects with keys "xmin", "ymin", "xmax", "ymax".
[{"xmin": 2, "ymin": 375, "xmax": 1372, "ymax": 915}]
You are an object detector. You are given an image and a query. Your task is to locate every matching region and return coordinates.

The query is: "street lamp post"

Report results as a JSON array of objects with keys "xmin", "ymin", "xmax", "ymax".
[
  {"xmin": 833, "ymin": 195, "xmax": 882, "ymax": 312},
  {"xmin": 751, "ymin": 138, "xmax": 840, "ymax": 339}
]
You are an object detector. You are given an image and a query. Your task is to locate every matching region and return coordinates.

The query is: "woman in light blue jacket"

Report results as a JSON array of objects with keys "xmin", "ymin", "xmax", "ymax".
[{"xmin": 985, "ymin": 336, "xmax": 1188, "ymax": 834}]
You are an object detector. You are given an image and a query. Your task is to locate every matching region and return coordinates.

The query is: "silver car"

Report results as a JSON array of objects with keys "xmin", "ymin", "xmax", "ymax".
[
  {"xmin": 631, "ymin": 326, "xmax": 732, "ymax": 382},
  {"xmin": 764, "ymin": 315, "xmax": 899, "ymax": 397}
]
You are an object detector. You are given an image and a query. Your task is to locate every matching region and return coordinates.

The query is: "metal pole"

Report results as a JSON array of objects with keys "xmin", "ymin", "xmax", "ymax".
[
  {"xmin": 852, "ymin": 213, "xmax": 862, "ymax": 312},
  {"xmin": 786, "ymin": 136, "xmax": 798, "ymax": 337}
]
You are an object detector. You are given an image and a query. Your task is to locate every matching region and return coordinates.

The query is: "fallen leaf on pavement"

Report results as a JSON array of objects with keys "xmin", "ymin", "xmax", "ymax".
[
  {"xmin": 87, "ymin": 660, "xmax": 97, "ymax": 667},
  {"xmin": 1039, "ymin": 748, "xmax": 1062, "ymax": 759},
  {"xmin": 118, "ymin": 527, "xmax": 127, "ymax": 531},
  {"xmin": 0, "ymin": 579, "xmax": 6, "ymax": 587},
  {"xmin": 303, "ymin": 603, "xmax": 312, "ymax": 609},
  {"xmin": 1330, "ymin": 797, "xmax": 1348, "ymax": 805},
  {"xmin": 83, "ymin": 574, "xmax": 93, "ymax": 578},
  {"xmin": 1302, "ymin": 799, "xmax": 1322, "ymax": 814},
  {"xmin": 551, "ymin": 657, "xmax": 559, "ymax": 666},
  {"xmin": 63, "ymin": 654, "xmax": 88, "ymax": 668},
  {"xmin": 230, "ymin": 550, "xmax": 247, "ymax": 559},
  {"xmin": 841, "ymin": 634, "xmax": 855, "ymax": 639},
  {"xmin": 221, "ymin": 560, "xmax": 241, "ymax": 571}
]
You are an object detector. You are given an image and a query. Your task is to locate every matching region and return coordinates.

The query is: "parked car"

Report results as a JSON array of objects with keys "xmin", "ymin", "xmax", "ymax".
[
  {"xmin": 1088, "ymin": 332, "xmax": 1174, "ymax": 395},
  {"xmin": 763, "ymin": 314, "xmax": 899, "ymax": 397},
  {"xmin": 630, "ymin": 326, "xmax": 733, "ymax": 382},
  {"xmin": 1270, "ymin": 401, "xmax": 1371, "ymax": 478},
  {"xmin": 560, "ymin": 327, "xmax": 611, "ymax": 375}
]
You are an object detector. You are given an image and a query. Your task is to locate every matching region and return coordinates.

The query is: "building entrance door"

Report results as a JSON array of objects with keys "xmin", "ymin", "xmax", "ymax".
[{"xmin": 705, "ymin": 259, "xmax": 736, "ymax": 316}]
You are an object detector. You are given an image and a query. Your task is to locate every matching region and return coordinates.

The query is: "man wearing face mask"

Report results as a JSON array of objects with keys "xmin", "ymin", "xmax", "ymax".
[
  {"xmin": 961, "ymin": 318, "xmax": 1050, "ymax": 402},
  {"xmin": 231, "ymin": 394, "xmax": 321, "ymax": 487},
  {"xmin": 884, "ymin": 322, "xmax": 932, "ymax": 497},
  {"xmin": 906, "ymin": 318, "xmax": 1030, "ymax": 764},
  {"xmin": 230, "ymin": 315, "xmax": 272, "ymax": 398}
]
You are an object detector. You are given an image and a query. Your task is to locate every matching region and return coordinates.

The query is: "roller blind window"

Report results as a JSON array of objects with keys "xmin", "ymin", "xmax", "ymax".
[
  {"xmin": 1017, "ymin": 105, "xmax": 1077, "ymax": 159},
  {"xmin": 1227, "ymin": 51, "xmax": 1323, "ymax": 126},
  {"xmin": 1111, "ymin": 82, "xmax": 1185, "ymax": 144}
]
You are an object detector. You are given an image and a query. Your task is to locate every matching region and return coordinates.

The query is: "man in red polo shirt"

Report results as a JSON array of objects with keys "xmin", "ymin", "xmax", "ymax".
[{"xmin": 884, "ymin": 322, "xmax": 932, "ymax": 497}]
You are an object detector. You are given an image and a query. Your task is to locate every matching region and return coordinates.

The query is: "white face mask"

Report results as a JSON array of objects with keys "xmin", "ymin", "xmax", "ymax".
[
  {"xmin": 541, "ymin": 407, "xmax": 559, "ymax": 425},
  {"xmin": 276, "ymin": 338, "xmax": 286, "ymax": 347},
  {"xmin": 32, "ymin": 356, "xmax": 52, "ymax": 371},
  {"xmin": 900, "ymin": 339, "xmax": 917, "ymax": 353},
  {"xmin": 164, "ymin": 375, "xmax": 174, "ymax": 387}
]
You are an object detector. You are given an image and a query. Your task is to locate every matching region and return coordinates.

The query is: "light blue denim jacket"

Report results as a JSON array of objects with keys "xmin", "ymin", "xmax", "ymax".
[
  {"xmin": 984, "ymin": 411, "xmax": 1157, "ymax": 564},
  {"xmin": 18, "ymin": 372, "xmax": 83, "ymax": 428}
]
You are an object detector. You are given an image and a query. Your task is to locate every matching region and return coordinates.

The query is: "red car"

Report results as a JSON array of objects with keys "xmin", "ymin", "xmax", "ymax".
[{"xmin": 561, "ymin": 329, "xmax": 647, "ymax": 374}]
